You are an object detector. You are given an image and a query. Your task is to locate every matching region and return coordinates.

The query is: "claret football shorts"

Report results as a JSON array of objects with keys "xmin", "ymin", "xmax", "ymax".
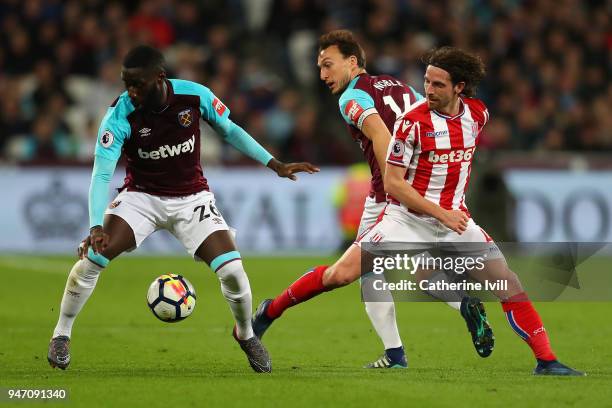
[{"xmin": 105, "ymin": 190, "xmax": 231, "ymax": 260}]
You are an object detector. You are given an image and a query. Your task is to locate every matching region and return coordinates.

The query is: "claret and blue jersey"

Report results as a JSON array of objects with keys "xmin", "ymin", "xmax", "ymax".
[
  {"xmin": 337, "ymin": 73, "xmax": 424, "ymax": 201},
  {"xmin": 97, "ymin": 79, "xmax": 230, "ymax": 196},
  {"xmin": 89, "ymin": 78, "xmax": 273, "ymax": 228}
]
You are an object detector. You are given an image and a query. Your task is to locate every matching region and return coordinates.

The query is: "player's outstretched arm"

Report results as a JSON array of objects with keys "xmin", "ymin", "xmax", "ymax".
[
  {"xmin": 266, "ymin": 158, "xmax": 320, "ymax": 181},
  {"xmin": 384, "ymin": 163, "xmax": 468, "ymax": 234},
  {"xmin": 214, "ymin": 119, "xmax": 319, "ymax": 180},
  {"xmin": 203, "ymin": 86, "xmax": 319, "ymax": 179}
]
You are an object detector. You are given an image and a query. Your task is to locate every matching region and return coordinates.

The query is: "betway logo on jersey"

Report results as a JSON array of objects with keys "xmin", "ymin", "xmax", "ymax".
[
  {"xmin": 138, "ymin": 135, "xmax": 195, "ymax": 160},
  {"xmin": 373, "ymin": 79, "xmax": 403, "ymax": 90},
  {"xmin": 428, "ymin": 147, "xmax": 476, "ymax": 164}
]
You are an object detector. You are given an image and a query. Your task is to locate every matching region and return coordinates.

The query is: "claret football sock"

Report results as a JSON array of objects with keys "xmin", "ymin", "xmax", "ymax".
[
  {"xmin": 501, "ymin": 292, "xmax": 556, "ymax": 361},
  {"xmin": 266, "ymin": 265, "xmax": 330, "ymax": 319},
  {"xmin": 215, "ymin": 259, "xmax": 254, "ymax": 340},
  {"xmin": 53, "ymin": 258, "xmax": 104, "ymax": 338}
]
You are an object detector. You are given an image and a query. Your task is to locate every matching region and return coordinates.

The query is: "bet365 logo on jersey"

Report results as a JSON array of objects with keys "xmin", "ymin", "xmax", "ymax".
[{"xmin": 428, "ymin": 147, "xmax": 475, "ymax": 164}]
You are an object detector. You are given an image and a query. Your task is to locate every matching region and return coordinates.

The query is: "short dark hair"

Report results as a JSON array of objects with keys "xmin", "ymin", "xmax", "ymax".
[
  {"xmin": 421, "ymin": 46, "xmax": 486, "ymax": 97},
  {"xmin": 318, "ymin": 30, "xmax": 366, "ymax": 68},
  {"xmin": 122, "ymin": 45, "xmax": 166, "ymax": 72}
]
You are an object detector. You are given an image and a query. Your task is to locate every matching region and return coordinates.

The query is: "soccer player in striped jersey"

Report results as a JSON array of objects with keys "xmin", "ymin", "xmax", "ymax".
[
  {"xmin": 253, "ymin": 31, "xmax": 494, "ymax": 369},
  {"xmin": 47, "ymin": 45, "xmax": 319, "ymax": 373},
  {"xmin": 367, "ymin": 46, "xmax": 581, "ymax": 375}
]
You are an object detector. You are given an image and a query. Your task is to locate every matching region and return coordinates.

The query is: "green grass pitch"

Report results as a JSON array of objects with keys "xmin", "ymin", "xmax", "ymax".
[{"xmin": 1, "ymin": 255, "xmax": 611, "ymax": 407}]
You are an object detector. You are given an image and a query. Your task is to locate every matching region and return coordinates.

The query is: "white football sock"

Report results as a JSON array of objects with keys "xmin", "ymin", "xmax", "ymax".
[
  {"xmin": 215, "ymin": 260, "xmax": 254, "ymax": 340},
  {"xmin": 422, "ymin": 270, "xmax": 465, "ymax": 311},
  {"xmin": 446, "ymin": 301, "xmax": 461, "ymax": 311},
  {"xmin": 364, "ymin": 301, "xmax": 403, "ymax": 349},
  {"xmin": 53, "ymin": 258, "xmax": 103, "ymax": 338}
]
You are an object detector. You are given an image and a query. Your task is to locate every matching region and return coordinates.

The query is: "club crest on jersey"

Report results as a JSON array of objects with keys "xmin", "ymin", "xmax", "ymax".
[
  {"xmin": 391, "ymin": 140, "xmax": 404, "ymax": 158},
  {"xmin": 178, "ymin": 109, "xmax": 193, "ymax": 127},
  {"xmin": 139, "ymin": 127, "xmax": 151, "ymax": 137},
  {"xmin": 109, "ymin": 201, "xmax": 121, "ymax": 209},
  {"xmin": 100, "ymin": 130, "xmax": 114, "ymax": 148},
  {"xmin": 471, "ymin": 122, "xmax": 479, "ymax": 138}
]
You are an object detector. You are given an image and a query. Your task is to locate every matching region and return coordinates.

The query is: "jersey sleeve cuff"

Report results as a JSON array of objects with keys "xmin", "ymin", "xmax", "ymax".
[
  {"xmin": 387, "ymin": 159, "xmax": 407, "ymax": 168},
  {"xmin": 356, "ymin": 108, "xmax": 377, "ymax": 130}
]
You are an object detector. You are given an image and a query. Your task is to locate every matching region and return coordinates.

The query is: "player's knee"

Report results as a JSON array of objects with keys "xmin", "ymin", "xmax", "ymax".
[
  {"xmin": 86, "ymin": 247, "xmax": 112, "ymax": 268},
  {"xmin": 70, "ymin": 258, "xmax": 104, "ymax": 290},
  {"xmin": 215, "ymin": 259, "xmax": 251, "ymax": 302},
  {"xmin": 488, "ymin": 267, "xmax": 523, "ymax": 299},
  {"xmin": 323, "ymin": 264, "xmax": 357, "ymax": 288},
  {"xmin": 504, "ymin": 270, "xmax": 524, "ymax": 296},
  {"xmin": 98, "ymin": 244, "xmax": 125, "ymax": 261}
]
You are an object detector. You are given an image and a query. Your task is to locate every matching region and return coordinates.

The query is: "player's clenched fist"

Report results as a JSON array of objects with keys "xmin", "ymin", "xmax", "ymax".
[
  {"xmin": 441, "ymin": 210, "xmax": 469, "ymax": 234},
  {"xmin": 267, "ymin": 158, "xmax": 320, "ymax": 181}
]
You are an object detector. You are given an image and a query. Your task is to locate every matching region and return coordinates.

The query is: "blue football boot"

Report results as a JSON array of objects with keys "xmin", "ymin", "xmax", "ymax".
[
  {"xmin": 534, "ymin": 359, "xmax": 585, "ymax": 376},
  {"xmin": 252, "ymin": 299, "xmax": 275, "ymax": 339}
]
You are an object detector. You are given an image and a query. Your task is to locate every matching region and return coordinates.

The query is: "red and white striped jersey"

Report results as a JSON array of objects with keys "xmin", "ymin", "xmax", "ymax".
[{"xmin": 386, "ymin": 97, "xmax": 489, "ymax": 215}]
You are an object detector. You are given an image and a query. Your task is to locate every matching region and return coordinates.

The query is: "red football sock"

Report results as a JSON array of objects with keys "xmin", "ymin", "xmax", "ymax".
[
  {"xmin": 266, "ymin": 265, "xmax": 329, "ymax": 319},
  {"xmin": 501, "ymin": 292, "xmax": 557, "ymax": 361}
]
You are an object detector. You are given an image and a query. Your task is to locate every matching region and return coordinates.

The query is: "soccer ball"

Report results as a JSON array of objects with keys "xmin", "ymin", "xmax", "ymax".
[{"xmin": 146, "ymin": 274, "xmax": 197, "ymax": 322}]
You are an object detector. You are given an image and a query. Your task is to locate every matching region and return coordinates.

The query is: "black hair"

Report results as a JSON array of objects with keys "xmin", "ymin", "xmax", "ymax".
[{"xmin": 122, "ymin": 45, "xmax": 166, "ymax": 72}]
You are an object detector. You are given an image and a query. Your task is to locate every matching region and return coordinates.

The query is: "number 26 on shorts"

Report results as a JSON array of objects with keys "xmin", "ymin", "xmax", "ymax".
[{"xmin": 193, "ymin": 202, "xmax": 220, "ymax": 222}]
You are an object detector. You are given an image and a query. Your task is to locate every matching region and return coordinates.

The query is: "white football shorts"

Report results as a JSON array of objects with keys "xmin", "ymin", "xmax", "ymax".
[
  {"xmin": 356, "ymin": 204, "xmax": 503, "ymax": 260},
  {"xmin": 356, "ymin": 195, "xmax": 387, "ymax": 238},
  {"xmin": 105, "ymin": 190, "xmax": 230, "ymax": 260}
]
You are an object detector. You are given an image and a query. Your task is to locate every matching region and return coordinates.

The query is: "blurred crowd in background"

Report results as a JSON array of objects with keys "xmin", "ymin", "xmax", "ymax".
[{"xmin": 0, "ymin": 0, "xmax": 610, "ymax": 166}]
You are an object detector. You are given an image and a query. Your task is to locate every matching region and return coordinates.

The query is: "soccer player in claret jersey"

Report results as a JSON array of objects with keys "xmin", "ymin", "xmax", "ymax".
[
  {"xmin": 47, "ymin": 45, "xmax": 318, "ymax": 373},
  {"xmin": 253, "ymin": 30, "xmax": 495, "ymax": 368}
]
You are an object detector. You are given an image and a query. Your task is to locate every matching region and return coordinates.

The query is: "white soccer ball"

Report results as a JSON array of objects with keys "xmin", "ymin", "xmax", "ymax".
[{"xmin": 146, "ymin": 274, "xmax": 197, "ymax": 322}]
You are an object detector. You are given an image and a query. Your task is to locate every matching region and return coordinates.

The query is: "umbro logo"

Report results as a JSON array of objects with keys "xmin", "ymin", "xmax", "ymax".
[{"xmin": 139, "ymin": 128, "xmax": 151, "ymax": 137}]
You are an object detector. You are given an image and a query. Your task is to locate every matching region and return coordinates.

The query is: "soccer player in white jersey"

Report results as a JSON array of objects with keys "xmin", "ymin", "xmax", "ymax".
[{"xmin": 47, "ymin": 45, "xmax": 318, "ymax": 373}]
